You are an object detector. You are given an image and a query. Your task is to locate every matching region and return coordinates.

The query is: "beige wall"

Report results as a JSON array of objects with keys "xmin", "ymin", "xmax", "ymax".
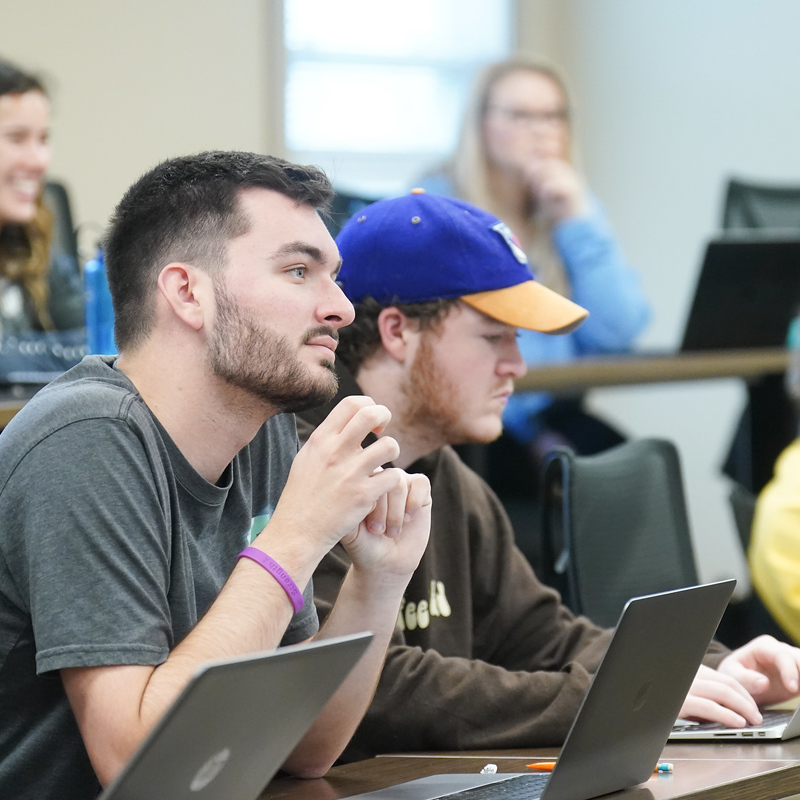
[{"xmin": 1, "ymin": 0, "xmax": 280, "ymax": 247}]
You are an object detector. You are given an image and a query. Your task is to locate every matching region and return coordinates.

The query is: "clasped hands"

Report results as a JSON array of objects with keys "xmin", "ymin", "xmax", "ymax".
[{"xmin": 278, "ymin": 396, "xmax": 431, "ymax": 579}]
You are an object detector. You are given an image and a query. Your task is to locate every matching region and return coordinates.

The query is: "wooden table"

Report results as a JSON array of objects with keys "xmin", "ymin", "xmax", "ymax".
[
  {"xmin": 513, "ymin": 348, "xmax": 789, "ymax": 393},
  {"xmin": 260, "ymin": 742, "xmax": 800, "ymax": 800},
  {"xmin": 510, "ymin": 347, "xmax": 795, "ymax": 493}
]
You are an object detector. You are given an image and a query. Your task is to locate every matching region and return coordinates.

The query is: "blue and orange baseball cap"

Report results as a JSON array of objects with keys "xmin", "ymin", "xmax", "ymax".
[{"xmin": 335, "ymin": 190, "xmax": 587, "ymax": 333}]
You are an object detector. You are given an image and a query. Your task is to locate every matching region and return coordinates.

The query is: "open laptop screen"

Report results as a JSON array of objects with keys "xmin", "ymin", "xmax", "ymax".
[{"xmin": 680, "ymin": 236, "xmax": 800, "ymax": 351}]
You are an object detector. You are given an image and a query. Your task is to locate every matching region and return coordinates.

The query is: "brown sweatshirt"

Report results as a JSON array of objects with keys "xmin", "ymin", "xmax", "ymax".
[{"xmin": 297, "ymin": 365, "xmax": 728, "ymax": 761}]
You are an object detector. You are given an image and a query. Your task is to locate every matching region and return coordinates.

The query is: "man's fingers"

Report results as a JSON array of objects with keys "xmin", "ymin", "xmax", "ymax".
[
  {"xmin": 679, "ymin": 695, "xmax": 748, "ymax": 729},
  {"xmin": 362, "ymin": 473, "xmax": 431, "ymax": 540},
  {"xmin": 338, "ymin": 399, "xmax": 393, "ymax": 443},
  {"xmin": 404, "ymin": 474, "xmax": 432, "ymax": 517},
  {"xmin": 364, "ymin": 491, "xmax": 388, "ymax": 535},
  {"xmin": 719, "ymin": 636, "xmax": 800, "ymax": 703},
  {"xmin": 681, "ymin": 666, "xmax": 761, "ymax": 726},
  {"xmin": 381, "ymin": 474, "xmax": 411, "ymax": 537},
  {"xmin": 360, "ymin": 435, "xmax": 400, "ymax": 473},
  {"xmin": 774, "ymin": 651, "xmax": 800, "ymax": 695},
  {"xmin": 315, "ymin": 394, "xmax": 379, "ymax": 436},
  {"xmin": 720, "ymin": 661, "xmax": 771, "ymax": 696},
  {"xmin": 311, "ymin": 395, "xmax": 393, "ymax": 445}
]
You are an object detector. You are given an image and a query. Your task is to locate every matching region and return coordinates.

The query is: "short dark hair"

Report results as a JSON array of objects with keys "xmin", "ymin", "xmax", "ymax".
[
  {"xmin": 337, "ymin": 296, "xmax": 460, "ymax": 374},
  {"xmin": 104, "ymin": 151, "xmax": 334, "ymax": 350},
  {"xmin": 0, "ymin": 57, "xmax": 46, "ymax": 97}
]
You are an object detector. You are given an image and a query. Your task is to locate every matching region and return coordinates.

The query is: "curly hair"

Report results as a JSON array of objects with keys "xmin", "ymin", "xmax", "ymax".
[{"xmin": 337, "ymin": 296, "xmax": 460, "ymax": 375}]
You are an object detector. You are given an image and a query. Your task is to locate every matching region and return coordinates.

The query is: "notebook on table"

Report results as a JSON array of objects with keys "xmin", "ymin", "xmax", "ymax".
[
  {"xmin": 671, "ymin": 703, "xmax": 800, "ymax": 741},
  {"xmin": 347, "ymin": 581, "xmax": 736, "ymax": 800},
  {"xmin": 680, "ymin": 235, "xmax": 800, "ymax": 352},
  {"xmin": 98, "ymin": 631, "xmax": 373, "ymax": 800}
]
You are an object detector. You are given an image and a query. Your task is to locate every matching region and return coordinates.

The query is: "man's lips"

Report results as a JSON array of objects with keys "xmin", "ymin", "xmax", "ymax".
[
  {"xmin": 306, "ymin": 336, "xmax": 338, "ymax": 358},
  {"xmin": 493, "ymin": 386, "xmax": 514, "ymax": 403}
]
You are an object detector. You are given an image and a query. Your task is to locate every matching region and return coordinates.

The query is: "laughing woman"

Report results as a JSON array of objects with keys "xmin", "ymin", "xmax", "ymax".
[{"xmin": 0, "ymin": 57, "xmax": 83, "ymax": 336}]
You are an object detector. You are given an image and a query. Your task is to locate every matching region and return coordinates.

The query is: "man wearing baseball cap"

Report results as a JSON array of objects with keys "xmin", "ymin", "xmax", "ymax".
[{"xmin": 298, "ymin": 190, "xmax": 800, "ymax": 760}]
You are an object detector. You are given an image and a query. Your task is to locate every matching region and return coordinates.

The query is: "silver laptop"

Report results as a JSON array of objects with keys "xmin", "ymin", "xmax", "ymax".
[
  {"xmin": 98, "ymin": 632, "xmax": 373, "ymax": 800},
  {"xmin": 671, "ymin": 703, "xmax": 800, "ymax": 741},
  {"xmin": 348, "ymin": 581, "xmax": 735, "ymax": 800}
]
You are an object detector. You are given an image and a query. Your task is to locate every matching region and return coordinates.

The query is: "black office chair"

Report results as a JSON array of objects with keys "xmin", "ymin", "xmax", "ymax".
[
  {"xmin": 42, "ymin": 179, "xmax": 80, "ymax": 266},
  {"xmin": 722, "ymin": 178, "xmax": 800, "ymax": 231},
  {"xmin": 539, "ymin": 438, "xmax": 699, "ymax": 628},
  {"xmin": 719, "ymin": 177, "xmax": 800, "ymax": 493}
]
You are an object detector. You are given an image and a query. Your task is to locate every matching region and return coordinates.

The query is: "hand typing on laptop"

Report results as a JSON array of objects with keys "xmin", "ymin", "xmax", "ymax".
[{"xmin": 680, "ymin": 635, "xmax": 800, "ymax": 727}]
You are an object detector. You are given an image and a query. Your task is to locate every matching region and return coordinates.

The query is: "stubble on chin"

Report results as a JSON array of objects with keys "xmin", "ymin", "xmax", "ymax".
[
  {"xmin": 208, "ymin": 283, "xmax": 339, "ymax": 413},
  {"xmin": 400, "ymin": 334, "xmax": 467, "ymax": 447}
]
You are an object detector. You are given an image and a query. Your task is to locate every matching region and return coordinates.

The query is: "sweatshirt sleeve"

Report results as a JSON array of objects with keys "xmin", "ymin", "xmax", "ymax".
[{"xmin": 553, "ymin": 196, "xmax": 650, "ymax": 354}]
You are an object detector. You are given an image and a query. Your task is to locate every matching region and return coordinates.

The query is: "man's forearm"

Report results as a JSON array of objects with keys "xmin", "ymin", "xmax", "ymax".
[
  {"xmin": 64, "ymin": 533, "xmax": 321, "ymax": 786},
  {"xmin": 282, "ymin": 565, "xmax": 409, "ymax": 777}
]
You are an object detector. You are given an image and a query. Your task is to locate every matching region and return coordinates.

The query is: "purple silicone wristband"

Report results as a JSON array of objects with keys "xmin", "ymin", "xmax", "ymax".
[{"xmin": 237, "ymin": 546, "xmax": 304, "ymax": 614}]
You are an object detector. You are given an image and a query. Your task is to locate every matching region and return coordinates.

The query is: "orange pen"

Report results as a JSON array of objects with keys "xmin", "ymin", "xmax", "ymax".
[{"xmin": 527, "ymin": 762, "xmax": 673, "ymax": 774}]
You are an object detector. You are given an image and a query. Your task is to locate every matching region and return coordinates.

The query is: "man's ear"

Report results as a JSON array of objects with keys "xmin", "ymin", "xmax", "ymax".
[
  {"xmin": 157, "ymin": 262, "xmax": 211, "ymax": 331},
  {"xmin": 376, "ymin": 307, "xmax": 417, "ymax": 364}
]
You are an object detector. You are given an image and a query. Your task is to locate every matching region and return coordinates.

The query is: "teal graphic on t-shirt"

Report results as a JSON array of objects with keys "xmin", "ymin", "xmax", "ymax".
[{"xmin": 249, "ymin": 507, "xmax": 274, "ymax": 544}]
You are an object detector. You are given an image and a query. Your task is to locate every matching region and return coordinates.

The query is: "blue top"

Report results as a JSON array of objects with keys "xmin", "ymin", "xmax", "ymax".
[{"xmin": 414, "ymin": 173, "xmax": 651, "ymax": 442}]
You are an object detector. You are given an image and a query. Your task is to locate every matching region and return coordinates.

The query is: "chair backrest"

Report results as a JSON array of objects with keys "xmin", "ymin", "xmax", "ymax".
[
  {"xmin": 722, "ymin": 178, "xmax": 800, "ymax": 231},
  {"xmin": 728, "ymin": 482, "xmax": 757, "ymax": 552},
  {"xmin": 42, "ymin": 180, "xmax": 80, "ymax": 265},
  {"xmin": 540, "ymin": 438, "xmax": 699, "ymax": 628}
]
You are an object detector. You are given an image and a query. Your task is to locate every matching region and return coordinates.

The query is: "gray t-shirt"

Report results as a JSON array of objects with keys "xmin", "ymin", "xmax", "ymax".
[{"xmin": 0, "ymin": 356, "xmax": 318, "ymax": 799}]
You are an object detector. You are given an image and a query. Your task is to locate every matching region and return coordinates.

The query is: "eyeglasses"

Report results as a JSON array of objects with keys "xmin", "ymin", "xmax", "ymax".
[{"xmin": 488, "ymin": 105, "xmax": 569, "ymax": 127}]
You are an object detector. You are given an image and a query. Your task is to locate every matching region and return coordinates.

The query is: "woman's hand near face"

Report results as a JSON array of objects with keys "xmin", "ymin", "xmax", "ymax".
[{"xmin": 523, "ymin": 157, "xmax": 588, "ymax": 223}]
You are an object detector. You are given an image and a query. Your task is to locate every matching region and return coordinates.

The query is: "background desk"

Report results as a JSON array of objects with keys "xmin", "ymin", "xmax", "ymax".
[
  {"xmin": 513, "ymin": 347, "xmax": 793, "ymax": 493},
  {"xmin": 514, "ymin": 348, "xmax": 789, "ymax": 393},
  {"xmin": 0, "ymin": 384, "xmax": 44, "ymax": 429},
  {"xmin": 260, "ymin": 742, "xmax": 800, "ymax": 800}
]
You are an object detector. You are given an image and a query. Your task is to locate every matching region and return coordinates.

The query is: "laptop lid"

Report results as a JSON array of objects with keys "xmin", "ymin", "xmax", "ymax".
[
  {"xmin": 98, "ymin": 631, "xmax": 373, "ymax": 800},
  {"xmin": 680, "ymin": 235, "xmax": 800, "ymax": 351},
  {"xmin": 347, "ymin": 581, "xmax": 735, "ymax": 800}
]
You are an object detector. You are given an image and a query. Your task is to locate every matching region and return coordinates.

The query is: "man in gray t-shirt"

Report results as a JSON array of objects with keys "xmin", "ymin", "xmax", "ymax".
[{"xmin": 0, "ymin": 152, "xmax": 431, "ymax": 800}]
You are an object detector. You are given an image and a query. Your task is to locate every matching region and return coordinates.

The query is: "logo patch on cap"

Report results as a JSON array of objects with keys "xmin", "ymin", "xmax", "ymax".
[{"xmin": 491, "ymin": 222, "xmax": 528, "ymax": 265}]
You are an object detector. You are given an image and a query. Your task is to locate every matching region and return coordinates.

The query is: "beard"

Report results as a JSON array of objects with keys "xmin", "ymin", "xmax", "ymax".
[
  {"xmin": 207, "ymin": 279, "xmax": 338, "ymax": 413},
  {"xmin": 400, "ymin": 332, "xmax": 497, "ymax": 447}
]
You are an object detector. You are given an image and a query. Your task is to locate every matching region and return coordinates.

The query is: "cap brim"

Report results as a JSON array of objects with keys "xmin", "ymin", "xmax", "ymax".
[{"xmin": 461, "ymin": 280, "xmax": 588, "ymax": 334}]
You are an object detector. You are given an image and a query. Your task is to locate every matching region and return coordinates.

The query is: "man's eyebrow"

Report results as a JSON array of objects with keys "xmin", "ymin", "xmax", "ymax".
[{"xmin": 270, "ymin": 241, "xmax": 327, "ymax": 263}]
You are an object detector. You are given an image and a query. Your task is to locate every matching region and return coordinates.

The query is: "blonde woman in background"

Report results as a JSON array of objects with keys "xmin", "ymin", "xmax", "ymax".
[
  {"xmin": 0, "ymin": 57, "xmax": 83, "ymax": 337},
  {"xmin": 417, "ymin": 59, "xmax": 650, "ymax": 548},
  {"xmin": 418, "ymin": 62, "xmax": 646, "ymax": 472}
]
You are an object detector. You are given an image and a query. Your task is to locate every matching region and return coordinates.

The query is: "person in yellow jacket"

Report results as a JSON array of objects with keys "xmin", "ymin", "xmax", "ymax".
[{"xmin": 750, "ymin": 438, "xmax": 800, "ymax": 645}]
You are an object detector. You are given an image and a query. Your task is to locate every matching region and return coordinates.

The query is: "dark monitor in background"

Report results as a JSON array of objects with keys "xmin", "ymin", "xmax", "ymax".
[
  {"xmin": 722, "ymin": 178, "xmax": 800, "ymax": 232},
  {"xmin": 680, "ymin": 235, "xmax": 800, "ymax": 352}
]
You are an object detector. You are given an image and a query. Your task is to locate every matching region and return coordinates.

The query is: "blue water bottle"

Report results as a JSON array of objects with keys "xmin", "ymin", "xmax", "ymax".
[{"xmin": 84, "ymin": 249, "xmax": 117, "ymax": 355}]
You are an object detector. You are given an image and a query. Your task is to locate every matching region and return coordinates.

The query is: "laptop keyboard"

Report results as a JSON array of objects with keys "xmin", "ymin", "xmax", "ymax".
[
  {"xmin": 673, "ymin": 708, "xmax": 793, "ymax": 733},
  {"xmin": 437, "ymin": 774, "xmax": 550, "ymax": 800}
]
